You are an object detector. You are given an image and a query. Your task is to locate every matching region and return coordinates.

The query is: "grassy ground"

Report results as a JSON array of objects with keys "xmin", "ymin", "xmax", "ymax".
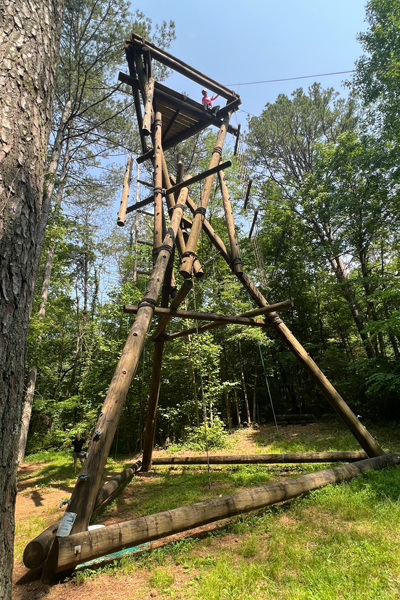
[{"xmin": 13, "ymin": 420, "xmax": 400, "ymax": 600}]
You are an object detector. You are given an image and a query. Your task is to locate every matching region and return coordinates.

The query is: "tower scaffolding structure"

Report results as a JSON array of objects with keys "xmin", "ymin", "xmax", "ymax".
[{"xmin": 34, "ymin": 32, "xmax": 386, "ymax": 585}]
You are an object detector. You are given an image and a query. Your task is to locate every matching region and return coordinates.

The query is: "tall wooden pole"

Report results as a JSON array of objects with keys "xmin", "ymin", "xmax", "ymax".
[
  {"xmin": 161, "ymin": 152, "xmax": 203, "ymax": 277},
  {"xmin": 117, "ymin": 156, "xmax": 133, "ymax": 227},
  {"xmin": 179, "ymin": 112, "xmax": 232, "ymax": 278},
  {"xmin": 218, "ymin": 169, "xmax": 243, "ymax": 275},
  {"xmin": 42, "ymin": 182, "xmax": 189, "ymax": 585},
  {"xmin": 153, "ymin": 112, "xmax": 163, "ymax": 261},
  {"xmin": 142, "ymin": 188, "xmax": 192, "ymax": 472}
]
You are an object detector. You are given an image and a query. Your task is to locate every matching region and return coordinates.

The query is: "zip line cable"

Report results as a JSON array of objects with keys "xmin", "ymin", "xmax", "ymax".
[{"xmin": 224, "ymin": 62, "xmax": 400, "ymax": 87}]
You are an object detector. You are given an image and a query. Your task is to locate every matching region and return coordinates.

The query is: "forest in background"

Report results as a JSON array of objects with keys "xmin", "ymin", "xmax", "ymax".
[{"xmin": 22, "ymin": 0, "xmax": 400, "ymax": 458}]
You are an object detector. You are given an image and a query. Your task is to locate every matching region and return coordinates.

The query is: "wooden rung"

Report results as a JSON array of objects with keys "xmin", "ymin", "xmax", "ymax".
[
  {"xmin": 137, "ymin": 240, "xmax": 152, "ymax": 247},
  {"xmin": 248, "ymin": 209, "xmax": 258, "ymax": 239},
  {"xmin": 126, "ymin": 194, "xmax": 154, "ymax": 214},
  {"xmin": 124, "ymin": 305, "xmax": 270, "ymax": 328},
  {"xmin": 234, "ymin": 123, "xmax": 241, "ymax": 156},
  {"xmin": 137, "ymin": 179, "xmax": 153, "ymax": 189},
  {"xmin": 243, "ymin": 179, "xmax": 252, "ymax": 209}
]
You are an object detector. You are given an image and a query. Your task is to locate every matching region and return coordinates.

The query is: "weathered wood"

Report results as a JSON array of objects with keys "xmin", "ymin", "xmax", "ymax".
[
  {"xmin": 248, "ymin": 210, "xmax": 258, "ymax": 239},
  {"xmin": 137, "ymin": 240, "xmax": 152, "ymax": 247},
  {"xmin": 126, "ymin": 194, "xmax": 154, "ymax": 214},
  {"xmin": 128, "ymin": 34, "xmax": 239, "ymax": 101},
  {"xmin": 151, "ymin": 452, "xmax": 368, "ymax": 465},
  {"xmin": 218, "ymin": 170, "xmax": 243, "ymax": 274},
  {"xmin": 163, "ymin": 301, "xmax": 294, "ymax": 340},
  {"xmin": 161, "ymin": 153, "xmax": 203, "ymax": 278},
  {"xmin": 143, "ymin": 77, "xmax": 155, "ymax": 136},
  {"xmin": 167, "ymin": 160, "xmax": 232, "ymax": 198},
  {"xmin": 243, "ymin": 179, "xmax": 252, "ymax": 210},
  {"xmin": 152, "ymin": 280, "xmax": 194, "ymax": 340},
  {"xmin": 24, "ymin": 461, "xmax": 142, "ymax": 569},
  {"xmin": 117, "ymin": 157, "xmax": 133, "ymax": 227},
  {"xmin": 153, "ymin": 112, "xmax": 163, "ymax": 260},
  {"xmin": 124, "ymin": 49, "xmax": 147, "ymax": 154},
  {"xmin": 162, "ymin": 108, "xmax": 180, "ymax": 141},
  {"xmin": 123, "ymin": 305, "xmax": 270, "ymax": 328},
  {"xmin": 180, "ymin": 113, "xmax": 232, "ymax": 278},
  {"xmin": 42, "ymin": 181, "xmax": 190, "ymax": 585},
  {"xmin": 56, "ymin": 453, "xmax": 400, "ymax": 570}
]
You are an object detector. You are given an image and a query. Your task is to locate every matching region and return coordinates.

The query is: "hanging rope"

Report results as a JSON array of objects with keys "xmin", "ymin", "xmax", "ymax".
[
  {"xmin": 193, "ymin": 283, "xmax": 212, "ymax": 489},
  {"xmin": 258, "ymin": 341, "xmax": 280, "ymax": 437}
]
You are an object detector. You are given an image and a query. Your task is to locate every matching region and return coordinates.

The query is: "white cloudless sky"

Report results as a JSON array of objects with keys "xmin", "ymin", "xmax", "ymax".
[{"xmin": 129, "ymin": 0, "xmax": 368, "ymax": 125}]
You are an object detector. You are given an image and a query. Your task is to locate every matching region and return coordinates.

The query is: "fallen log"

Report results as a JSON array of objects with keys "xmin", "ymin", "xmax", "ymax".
[
  {"xmin": 23, "ymin": 460, "xmax": 142, "ymax": 569},
  {"xmin": 55, "ymin": 453, "xmax": 399, "ymax": 571},
  {"xmin": 151, "ymin": 452, "xmax": 367, "ymax": 465}
]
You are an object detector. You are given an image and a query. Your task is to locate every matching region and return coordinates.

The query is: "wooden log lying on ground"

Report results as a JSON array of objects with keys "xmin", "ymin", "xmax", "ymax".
[
  {"xmin": 55, "ymin": 453, "xmax": 400, "ymax": 571},
  {"xmin": 23, "ymin": 461, "xmax": 142, "ymax": 569},
  {"xmin": 151, "ymin": 452, "xmax": 367, "ymax": 465}
]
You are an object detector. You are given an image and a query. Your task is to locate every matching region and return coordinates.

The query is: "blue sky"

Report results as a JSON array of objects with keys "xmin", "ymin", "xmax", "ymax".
[{"xmin": 130, "ymin": 0, "xmax": 368, "ymax": 124}]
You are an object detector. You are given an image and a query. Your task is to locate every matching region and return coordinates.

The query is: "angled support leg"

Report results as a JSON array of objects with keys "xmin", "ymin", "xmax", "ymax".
[
  {"xmin": 183, "ymin": 202, "xmax": 384, "ymax": 458},
  {"xmin": 179, "ymin": 112, "xmax": 232, "ymax": 278}
]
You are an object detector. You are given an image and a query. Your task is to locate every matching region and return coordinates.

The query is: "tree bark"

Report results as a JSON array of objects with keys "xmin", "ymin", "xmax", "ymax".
[
  {"xmin": 238, "ymin": 342, "xmax": 251, "ymax": 425},
  {"xmin": 17, "ymin": 367, "xmax": 37, "ymax": 465},
  {"xmin": 0, "ymin": 2, "xmax": 64, "ymax": 596}
]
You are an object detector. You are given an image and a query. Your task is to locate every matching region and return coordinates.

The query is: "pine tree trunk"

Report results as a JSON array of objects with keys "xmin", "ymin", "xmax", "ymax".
[
  {"xmin": 0, "ymin": 2, "xmax": 64, "ymax": 596},
  {"xmin": 17, "ymin": 367, "xmax": 37, "ymax": 465}
]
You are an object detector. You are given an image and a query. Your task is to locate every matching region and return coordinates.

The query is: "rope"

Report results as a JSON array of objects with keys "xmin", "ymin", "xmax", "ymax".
[
  {"xmin": 258, "ymin": 341, "xmax": 280, "ymax": 437},
  {"xmin": 193, "ymin": 283, "xmax": 211, "ymax": 489}
]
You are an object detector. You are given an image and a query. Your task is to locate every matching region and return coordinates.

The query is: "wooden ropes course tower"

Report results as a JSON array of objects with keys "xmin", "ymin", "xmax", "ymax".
[{"xmin": 27, "ymin": 32, "xmax": 399, "ymax": 585}]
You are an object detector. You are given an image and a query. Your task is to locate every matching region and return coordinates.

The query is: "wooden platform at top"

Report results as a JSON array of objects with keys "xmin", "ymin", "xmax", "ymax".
[{"xmin": 123, "ymin": 33, "xmax": 241, "ymax": 153}]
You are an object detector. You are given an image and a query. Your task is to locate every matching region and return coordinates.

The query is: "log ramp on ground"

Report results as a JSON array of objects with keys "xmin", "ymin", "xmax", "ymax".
[{"xmin": 51, "ymin": 454, "xmax": 399, "ymax": 572}]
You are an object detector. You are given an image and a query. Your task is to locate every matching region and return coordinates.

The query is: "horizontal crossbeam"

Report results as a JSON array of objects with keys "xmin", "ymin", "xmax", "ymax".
[
  {"xmin": 166, "ymin": 160, "xmax": 231, "ymax": 197},
  {"xmin": 123, "ymin": 305, "xmax": 269, "ymax": 328}
]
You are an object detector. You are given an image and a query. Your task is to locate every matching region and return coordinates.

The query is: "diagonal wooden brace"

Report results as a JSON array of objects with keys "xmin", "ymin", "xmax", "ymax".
[
  {"xmin": 152, "ymin": 280, "xmax": 194, "ymax": 340},
  {"xmin": 179, "ymin": 112, "xmax": 232, "ymax": 278}
]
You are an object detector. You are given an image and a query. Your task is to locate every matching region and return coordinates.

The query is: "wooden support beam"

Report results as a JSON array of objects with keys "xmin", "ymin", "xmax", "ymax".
[
  {"xmin": 126, "ymin": 194, "xmax": 154, "ymax": 214},
  {"xmin": 137, "ymin": 179, "xmax": 153, "ymax": 189},
  {"xmin": 41, "ymin": 182, "xmax": 190, "ymax": 585},
  {"xmin": 124, "ymin": 49, "xmax": 147, "ymax": 155},
  {"xmin": 23, "ymin": 461, "xmax": 142, "ymax": 569},
  {"xmin": 117, "ymin": 156, "xmax": 133, "ymax": 227},
  {"xmin": 234, "ymin": 123, "xmax": 241, "ymax": 156},
  {"xmin": 151, "ymin": 452, "xmax": 368, "ymax": 465},
  {"xmin": 162, "ymin": 107, "xmax": 180, "ymax": 142},
  {"xmin": 153, "ymin": 112, "xmax": 163, "ymax": 261},
  {"xmin": 164, "ymin": 301, "xmax": 294, "ymax": 341},
  {"xmin": 124, "ymin": 305, "xmax": 270, "ymax": 328},
  {"xmin": 137, "ymin": 240, "xmax": 152, "ymax": 247},
  {"xmin": 218, "ymin": 169, "xmax": 243, "ymax": 275},
  {"xmin": 128, "ymin": 34, "xmax": 239, "ymax": 101},
  {"xmin": 152, "ymin": 280, "xmax": 194, "ymax": 341},
  {"xmin": 137, "ymin": 209, "xmax": 153, "ymax": 217},
  {"xmin": 161, "ymin": 152, "xmax": 203, "ymax": 278},
  {"xmin": 179, "ymin": 112, "xmax": 232, "ymax": 278},
  {"xmin": 167, "ymin": 160, "xmax": 232, "ymax": 198},
  {"xmin": 55, "ymin": 453, "xmax": 400, "ymax": 571},
  {"xmin": 248, "ymin": 210, "xmax": 258, "ymax": 239},
  {"xmin": 143, "ymin": 77, "xmax": 155, "ymax": 136},
  {"xmin": 243, "ymin": 179, "xmax": 252, "ymax": 210}
]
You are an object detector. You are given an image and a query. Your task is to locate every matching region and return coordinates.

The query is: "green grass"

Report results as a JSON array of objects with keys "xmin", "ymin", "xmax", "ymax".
[{"xmin": 19, "ymin": 424, "xmax": 400, "ymax": 599}]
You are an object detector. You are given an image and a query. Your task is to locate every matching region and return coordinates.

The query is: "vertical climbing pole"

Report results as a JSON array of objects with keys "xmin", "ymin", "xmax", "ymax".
[
  {"xmin": 179, "ymin": 112, "xmax": 232, "ymax": 278},
  {"xmin": 153, "ymin": 112, "xmax": 163, "ymax": 261}
]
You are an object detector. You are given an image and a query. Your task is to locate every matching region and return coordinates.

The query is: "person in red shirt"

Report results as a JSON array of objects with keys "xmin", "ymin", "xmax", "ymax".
[{"xmin": 201, "ymin": 89, "xmax": 220, "ymax": 116}]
